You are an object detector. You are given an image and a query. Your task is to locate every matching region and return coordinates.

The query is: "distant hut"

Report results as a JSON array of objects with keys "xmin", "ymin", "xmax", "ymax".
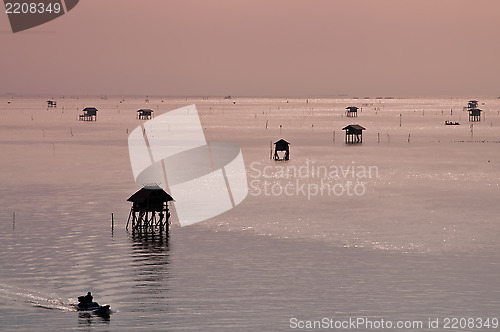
[
  {"xmin": 79, "ymin": 107, "xmax": 98, "ymax": 121},
  {"xmin": 468, "ymin": 108, "xmax": 482, "ymax": 122},
  {"xmin": 137, "ymin": 109, "xmax": 153, "ymax": 120},
  {"xmin": 342, "ymin": 124, "xmax": 366, "ymax": 143},
  {"xmin": 345, "ymin": 106, "xmax": 359, "ymax": 117},
  {"xmin": 47, "ymin": 100, "xmax": 57, "ymax": 107},
  {"xmin": 273, "ymin": 139, "xmax": 290, "ymax": 160},
  {"xmin": 127, "ymin": 185, "xmax": 174, "ymax": 234}
]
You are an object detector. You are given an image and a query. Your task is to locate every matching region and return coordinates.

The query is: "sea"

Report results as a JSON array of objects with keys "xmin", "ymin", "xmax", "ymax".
[{"xmin": 0, "ymin": 96, "xmax": 499, "ymax": 331}]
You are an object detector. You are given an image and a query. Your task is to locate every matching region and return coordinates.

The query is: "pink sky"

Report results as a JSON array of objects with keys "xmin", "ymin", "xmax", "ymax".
[{"xmin": 1, "ymin": 0, "xmax": 499, "ymax": 97}]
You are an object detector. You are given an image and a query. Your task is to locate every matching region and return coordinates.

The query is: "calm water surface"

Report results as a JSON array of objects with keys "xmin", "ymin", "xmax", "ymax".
[
  {"xmin": 1, "ymin": 198, "xmax": 499, "ymax": 331},
  {"xmin": 1, "ymin": 97, "xmax": 499, "ymax": 331}
]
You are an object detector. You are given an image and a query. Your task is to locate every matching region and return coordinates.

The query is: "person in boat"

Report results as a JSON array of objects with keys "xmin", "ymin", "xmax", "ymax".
[
  {"xmin": 79, "ymin": 291, "xmax": 93, "ymax": 305},
  {"xmin": 85, "ymin": 292, "xmax": 93, "ymax": 304}
]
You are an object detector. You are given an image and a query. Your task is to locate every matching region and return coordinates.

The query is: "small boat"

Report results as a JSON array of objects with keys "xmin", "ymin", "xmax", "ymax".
[
  {"xmin": 77, "ymin": 293, "xmax": 110, "ymax": 315},
  {"xmin": 77, "ymin": 301, "xmax": 111, "ymax": 315},
  {"xmin": 445, "ymin": 121, "xmax": 460, "ymax": 126}
]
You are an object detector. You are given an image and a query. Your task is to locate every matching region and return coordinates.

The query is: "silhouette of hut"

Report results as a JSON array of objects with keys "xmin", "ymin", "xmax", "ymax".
[
  {"xmin": 345, "ymin": 106, "xmax": 358, "ymax": 117},
  {"xmin": 137, "ymin": 109, "xmax": 153, "ymax": 120},
  {"xmin": 127, "ymin": 185, "xmax": 174, "ymax": 234},
  {"xmin": 468, "ymin": 108, "xmax": 482, "ymax": 122},
  {"xmin": 342, "ymin": 124, "xmax": 366, "ymax": 143},
  {"xmin": 79, "ymin": 107, "xmax": 98, "ymax": 121},
  {"xmin": 47, "ymin": 100, "xmax": 57, "ymax": 107},
  {"xmin": 273, "ymin": 139, "xmax": 290, "ymax": 160}
]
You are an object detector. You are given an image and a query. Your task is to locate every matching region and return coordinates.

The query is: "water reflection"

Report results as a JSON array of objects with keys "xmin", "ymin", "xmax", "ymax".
[
  {"xmin": 130, "ymin": 230, "xmax": 170, "ymax": 254},
  {"xmin": 78, "ymin": 311, "xmax": 111, "ymax": 328},
  {"xmin": 126, "ymin": 231, "xmax": 170, "ymax": 319}
]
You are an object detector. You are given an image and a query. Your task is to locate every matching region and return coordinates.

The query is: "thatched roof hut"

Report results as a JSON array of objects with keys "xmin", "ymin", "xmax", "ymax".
[
  {"xmin": 137, "ymin": 109, "xmax": 153, "ymax": 120},
  {"xmin": 274, "ymin": 139, "xmax": 290, "ymax": 151},
  {"xmin": 79, "ymin": 107, "xmax": 98, "ymax": 121},
  {"xmin": 345, "ymin": 106, "xmax": 359, "ymax": 117},
  {"xmin": 127, "ymin": 185, "xmax": 174, "ymax": 212},
  {"xmin": 342, "ymin": 124, "xmax": 366, "ymax": 143},
  {"xmin": 273, "ymin": 139, "xmax": 290, "ymax": 160},
  {"xmin": 127, "ymin": 185, "xmax": 174, "ymax": 234}
]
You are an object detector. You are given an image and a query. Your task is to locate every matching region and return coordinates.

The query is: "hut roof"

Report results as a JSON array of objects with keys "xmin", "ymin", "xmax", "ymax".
[
  {"xmin": 468, "ymin": 100, "xmax": 478, "ymax": 103},
  {"xmin": 83, "ymin": 107, "xmax": 98, "ymax": 113},
  {"xmin": 346, "ymin": 106, "xmax": 359, "ymax": 111},
  {"xmin": 274, "ymin": 139, "xmax": 290, "ymax": 145},
  {"xmin": 127, "ymin": 186, "xmax": 174, "ymax": 203},
  {"xmin": 138, "ymin": 109, "xmax": 153, "ymax": 113},
  {"xmin": 342, "ymin": 124, "xmax": 366, "ymax": 131}
]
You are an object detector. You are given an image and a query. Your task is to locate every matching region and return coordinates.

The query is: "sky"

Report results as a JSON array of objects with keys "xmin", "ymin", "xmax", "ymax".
[{"xmin": 1, "ymin": 0, "xmax": 500, "ymax": 97}]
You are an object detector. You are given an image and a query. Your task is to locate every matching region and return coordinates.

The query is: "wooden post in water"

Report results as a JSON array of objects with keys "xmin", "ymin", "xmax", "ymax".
[
  {"xmin": 111, "ymin": 213, "xmax": 114, "ymax": 230},
  {"xmin": 269, "ymin": 141, "xmax": 272, "ymax": 159},
  {"xmin": 378, "ymin": 133, "xmax": 380, "ymax": 143},
  {"xmin": 12, "ymin": 212, "xmax": 15, "ymax": 228},
  {"xmin": 400, "ymin": 113, "xmax": 402, "ymax": 127}
]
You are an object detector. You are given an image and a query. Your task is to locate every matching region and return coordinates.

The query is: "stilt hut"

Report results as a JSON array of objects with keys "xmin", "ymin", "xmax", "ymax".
[
  {"xmin": 127, "ymin": 185, "xmax": 174, "ymax": 234},
  {"xmin": 273, "ymin": 139, "xmax": 290, "ymax": 160},
  {"xmin": 342, "ymin": 124, "xmax": 365, "ymax": 143},
  {"xmin": 468, "ymin": 108, "xmax": 482, "ymax": 122},
  {"xmin": 79, "ymin": 107, "xmax": 98, "ymax": 121},
  {"xmin": 345, "ymin": 106, "xmax": 358, "ymax": 117},
  {"xmin": 137, "ymin": 109, "xmax": 153, "ymax": 120},
  {"xmin": 47, "ymin": 100, "xmax": 57, "ymax": 107}
]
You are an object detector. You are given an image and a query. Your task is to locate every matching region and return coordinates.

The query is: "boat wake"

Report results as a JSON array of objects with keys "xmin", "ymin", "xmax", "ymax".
[{"xmin": 0, "ymin": 283, "xmax": 76, "ymax": 312}]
